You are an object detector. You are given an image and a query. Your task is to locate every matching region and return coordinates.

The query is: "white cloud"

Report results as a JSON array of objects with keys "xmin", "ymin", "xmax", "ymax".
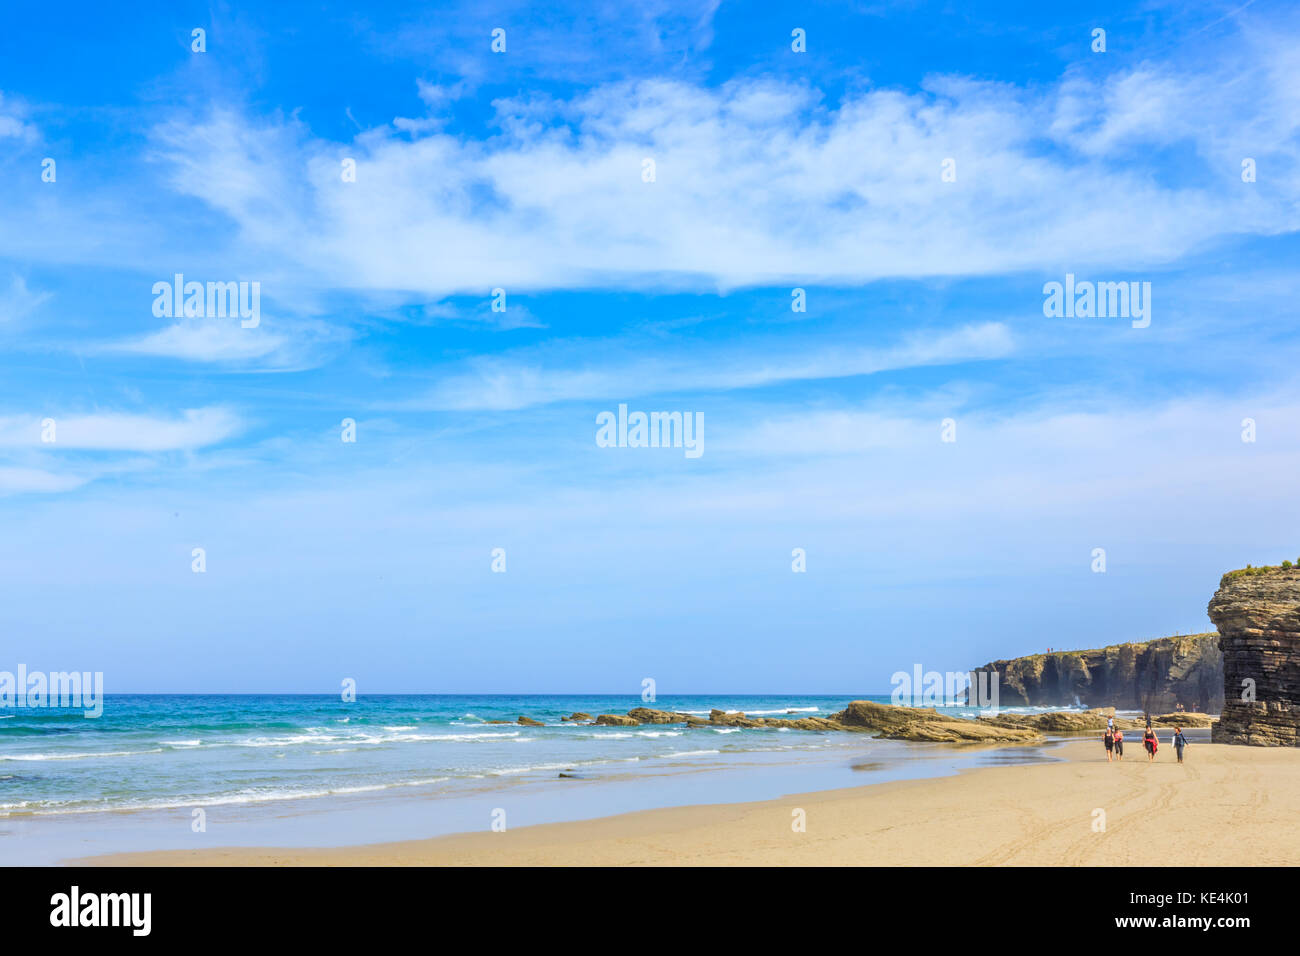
[
  {"xmin": 0, "ymin": 407, "xmax": 242, "ymax": 451},
  {"xmin": 137, "ymin": 26, "xmax": 1300, "ymax": 298},
  {"xmin": 0, "ymin": 275, "xmax": 51, "ymax": 325},
  {"xmin": 106, "ymin": 319, "xmax": 290, "ymax": 363},
  {"xmin": 399, "ymin": 321, "xmax": 1013, "ymax": 410},
  {"xmin": 0, "ymin": 92, "xmax": 36, "ymax": 142},
  {"xmin": 559, "ymin": 388, "xmax": 1300, "ymax": 536},
  {"xmin": 0, "ymin": 466, "xmax": 87, "ymax": 495}
]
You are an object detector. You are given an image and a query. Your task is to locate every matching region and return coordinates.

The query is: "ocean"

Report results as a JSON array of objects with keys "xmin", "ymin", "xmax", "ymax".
[{"xmin": 0, "ymin": 694, "xmax": 1072, "ymax": 863}]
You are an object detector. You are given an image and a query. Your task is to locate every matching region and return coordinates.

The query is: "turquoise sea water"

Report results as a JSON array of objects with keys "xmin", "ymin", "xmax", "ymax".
[
  {"xmin": 0, "ymin": 694, "xmax": 900, "ymax": 816},
  {"xmin": 0, "ymin": 694, "xmax": 1083, "ymax": 862}
]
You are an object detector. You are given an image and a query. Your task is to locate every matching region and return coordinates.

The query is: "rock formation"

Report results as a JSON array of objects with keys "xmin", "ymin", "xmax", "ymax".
[
  {"xmin": 978, "ymin": 633, "xmax": 1223, "ymax": 713},
  {"xmin": 1209, "ymin": 566, "xmax": 1300, "ymax": 746},
  {"xmin": 1151, "ymin": 712, "xmax": 1215, "ymax": 728},
  {"xmin": 593, "ymin": 714, "xmax": 639, "ymax": 726},
  {"xmin": 980, "ymin": 707, "xmax": 1136, "ymax": 732},
  {"xmin": 975, "ymin": 708, "xmax": 1212, "ymax": 731},
  {"xmin": 829, "ymin": 700, "xmax": 1038, "ymax": 742},
  {"xmin": 509, "ymin": 704, "xmax": 1214, "ymax": 738},
  {"xmin": 581, "ymin": 702, "xmax": 1039, "ymax": 741}
]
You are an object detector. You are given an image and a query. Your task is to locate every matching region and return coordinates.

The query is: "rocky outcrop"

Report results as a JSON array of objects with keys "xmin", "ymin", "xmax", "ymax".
[
  {"xmin": 628, "ymin": 707, "xmax": 696, "ymax": 724},
  {"xmin": 517, "ymin": 715, "xmax": 545, "ymax": 726},
  {"xmin": 527, "ymin": 699, "xmax": 1216, "ymax": 742},
  {"xmin": 830, "ymin": 700, "xmax": 1039, "ymax": 742},
  {"xmin": 1209, "ymin": 566, "xmax": 1300, "ymax": 746},
  {"xmin": 980, "ymin": 707, "xmax": 1136, "ymax": 732},
  {"xmin": 708, "ymin": 709, "xmax": 763, "ymax": 728},
  {"xmin": 1152, "ymin": 712, "xmax": 1215, "ymax": 728},
  {"xmin": 979, "ymin": 633, "xmax": 1223, "ymax": 713},
  {"xmin": 586, "ymin": 702, "xmax": 1040, "ymax": 740},
  {"xmin": 561, "ymin": 712, "xmax": 592, "ymax": 722},
  {"xmin": 593, "ymin": 714, "xmax": 639, "ymax": 726}
]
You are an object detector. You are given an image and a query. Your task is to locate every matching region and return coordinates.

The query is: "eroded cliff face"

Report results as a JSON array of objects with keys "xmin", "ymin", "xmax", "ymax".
[
  {"xmin": 980, "ymin": 633, "xmax": 1223, "ymax": 713},
  {"xmin": 1209, "ymin": 568, "xmax": 1300, "ymax": 746}
]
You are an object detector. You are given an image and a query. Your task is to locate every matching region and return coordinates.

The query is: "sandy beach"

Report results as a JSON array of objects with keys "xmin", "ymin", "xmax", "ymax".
[{"xmin": 86, "ymin": 739, "xmax": 1300, "ymax": 866}]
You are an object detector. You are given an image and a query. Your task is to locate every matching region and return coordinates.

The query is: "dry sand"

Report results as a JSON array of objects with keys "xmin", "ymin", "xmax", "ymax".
[{"xmin": 86, "ymin": 740, "xmax": 1300, "ymax": 866}]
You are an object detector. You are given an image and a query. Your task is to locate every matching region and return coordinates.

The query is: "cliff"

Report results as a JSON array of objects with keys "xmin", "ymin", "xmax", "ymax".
[
  {"xmin": 978, "ymin": 633, "xmax": 1223, "ymax": 713},
  {"xmin": 1209, "ymin": 566, "xmax": 1300, "ymax": 746}
]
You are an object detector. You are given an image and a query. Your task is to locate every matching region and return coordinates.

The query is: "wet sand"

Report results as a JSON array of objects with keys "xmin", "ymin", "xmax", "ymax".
[{"xmin": 86, "ymin": 739, "xmax": 1300, "ymax": 866}]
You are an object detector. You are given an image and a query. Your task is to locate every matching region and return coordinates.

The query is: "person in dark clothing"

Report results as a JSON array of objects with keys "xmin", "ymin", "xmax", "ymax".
[
  {"xmin": 1104, "ymin": 727, "xmax": 1114, "ymax": 761},
  {"xmin": 1143, "ymin": 727, "xmax": 1158, "ymax": 761},
  {"xmin": 1173, "ymin": 726, "xmax": 1188, "ymax": 764}
]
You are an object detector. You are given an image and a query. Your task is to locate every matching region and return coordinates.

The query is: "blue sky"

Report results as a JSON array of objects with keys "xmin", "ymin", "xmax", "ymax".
[{"xmin": 1, "ymin": 0, "xmax": 1298, "ymax": 692}]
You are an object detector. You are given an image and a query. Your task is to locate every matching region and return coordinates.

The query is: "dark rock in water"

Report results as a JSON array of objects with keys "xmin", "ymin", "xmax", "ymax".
[
  {"xmin": 782, "ymin": 716, "xmax": 845, "ymax": 731},
  {"xmin": 485, "ymin": 719, "xmax": 512, "ymax": 724},
  {"xmin": 558, "ymin": 772, "xmax": 584, "ymax": 779},
  {"xmin": 627, "ymin": 707, "xmax": 696, "ymax": 724},
  {"xmin": 708, "ymin": 710, "xmax": 763, "ymax": 728},
  {"xmin": 1210, "ymin": 566, "xmax": 1300, "ymax": 746},
  {"xmin": 978, "ymin": 633, "xmax": 1223, "ymax": 713},
  {"xmin": 561, "ymin": 712, "xmax": 592, "ymax": 722},
  {"xmin": 594, "ymin": 714, "xmax": 639, "ymax": 726},
  {"xmin": 517, "ymin": 716, "xmax": 544, "ymax": 726}
]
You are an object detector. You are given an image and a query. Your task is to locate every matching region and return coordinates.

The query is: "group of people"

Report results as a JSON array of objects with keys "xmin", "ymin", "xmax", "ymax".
[{"xmin": 1103, "ymin": 716, "xmax": 1189, "ymax": 763}]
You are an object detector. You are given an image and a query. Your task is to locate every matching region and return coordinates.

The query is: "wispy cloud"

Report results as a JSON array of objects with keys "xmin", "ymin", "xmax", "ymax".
[
  {"xmin": 398, "ymin": 321, "xmax": 1014, "ymax": 410},
  {"xmin": 0, "ymin": 91, "xmax": 37, "ymax": 142},
  {"xmin": 0, "ymin": 407, "xmax": 243, "ymax": 451},
  {"xmin": 0, "ymin": 274, "xmax": 51, "ymax": 325},
  {"xmin": 129, "ymin": 27, "xmax": 1299, "ymax": 299},
  {"xmin": 102, "ymin": 319, "xmax": 290, "ymax": 364},
  {"xmin": 0, "ymin": 466, "xmax": 86, "ymax": 495}
]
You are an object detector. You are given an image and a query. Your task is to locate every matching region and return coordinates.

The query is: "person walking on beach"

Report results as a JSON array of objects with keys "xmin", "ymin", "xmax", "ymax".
[
  {"xmin": 1143, "ymin": 726, "xmax": 1158, "ymax": 762},
  {"xmin": 1113, "ymin": 728, "xmax": 1124, "ymax": 760},
  {"xmin": 1173, "ymin": 726, "xmax": 1188, "ymax": 764},
  {"xmin": 1104, "ymin": 725, "xmax": 1115, "ymax": 761}
]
